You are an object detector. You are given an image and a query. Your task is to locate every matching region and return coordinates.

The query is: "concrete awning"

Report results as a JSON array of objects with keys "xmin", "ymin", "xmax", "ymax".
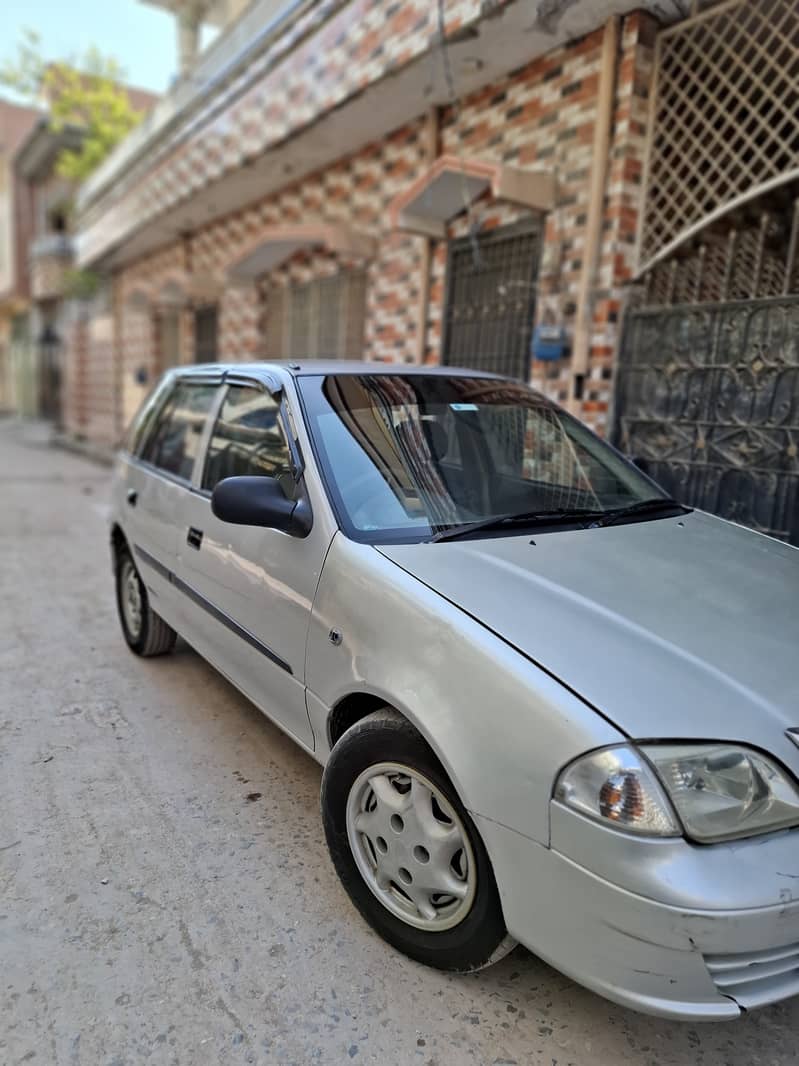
[
  {"xmin": 186, "ymin": 272, "xmax": 224, "ymax": 304},
  {"xmin": 228, "ymin": 223, "xmax": 377, "ymax": 281},
  {"xmin": 389, "ymin": 155, "xmax": 556, "ymax": 238}
]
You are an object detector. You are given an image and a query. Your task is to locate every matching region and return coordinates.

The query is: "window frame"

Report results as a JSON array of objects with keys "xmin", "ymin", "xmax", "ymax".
[
  {"xmin": 189, "ymin": 376, "xmax": 304, "ymax": 498},
  {"xmin": 125, "ymin": 374, "xmax": 174, "ymax": 458},
  {"xmin": 197, "ymin": 381, "xmax": 293, "ymax": 495},
  {"xmin": 269, "ymin": 269, "xmax": 367, "ymax": 361},
  {"xmin": 129, "ymin": 374, "xmax": 224, "ymax": 489}
]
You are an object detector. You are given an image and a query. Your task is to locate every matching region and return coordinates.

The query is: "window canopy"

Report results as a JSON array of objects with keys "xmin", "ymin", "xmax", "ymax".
[
  {"xmin": 389, "ymin": 155, "xmax": 556, "ymax": 238},
  {"xmin": 227, "ymin": 223, "xmax": 377, "ymax": 281}
]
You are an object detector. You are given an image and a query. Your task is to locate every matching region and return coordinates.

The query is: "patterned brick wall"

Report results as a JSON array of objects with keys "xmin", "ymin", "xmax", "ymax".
[
  {"xmin": 418, "ymin": 13, "xmax": 656, "ymax": 432},
  {"xmin": 63, "ymin": 305, "xmax": 117, "ymax": 443},
  {"xmin": 62, "ymin": 313, "xmax": 86, "ymax": 437},
  {"xmin": 67, "ymin": 12, "xmax": 656, "ymax": 443},
  {"xmin": 82, "ymin": 314, "xmax": 116, "ymax": 444},
  {"xmin": 108, "ymin": 118, "xmax": 430, "ymax": 377},
  {"xmin": 78, "ymin": 0, "xmax": 496, "ymax": 263}
]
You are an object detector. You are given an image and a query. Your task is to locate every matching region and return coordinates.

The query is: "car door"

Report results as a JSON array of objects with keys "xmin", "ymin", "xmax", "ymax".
[
  {"xmin": 123, "ymin": 376, "xmax": 221, "ymax": 631},
  {"xmin": 175, "ymin": 380, "xmax": 329, "ymax": 749}
]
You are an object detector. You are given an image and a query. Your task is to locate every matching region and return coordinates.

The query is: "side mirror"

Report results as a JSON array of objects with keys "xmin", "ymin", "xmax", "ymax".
[{"xmin": 211, "ymin": 476, "xmax": 312, "ymax": 537}]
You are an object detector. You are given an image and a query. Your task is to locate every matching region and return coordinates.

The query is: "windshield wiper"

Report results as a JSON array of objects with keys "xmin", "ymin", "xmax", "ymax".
[
  {"xmin": 598, "ymin": 497, "xmax": 689, "ymax": 526},
  {"xmin": 430, "ymin": 508, "xmax": 608, "ymax": 543},
  {"xmin": 430, "ymin": 498, "xmax": 690, "ymax": 542}
]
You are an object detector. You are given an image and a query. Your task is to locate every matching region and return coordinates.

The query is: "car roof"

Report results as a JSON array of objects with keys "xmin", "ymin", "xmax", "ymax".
[{"xmin": 169, "ymin": 360, "xmax": 507, "ymax": 383}]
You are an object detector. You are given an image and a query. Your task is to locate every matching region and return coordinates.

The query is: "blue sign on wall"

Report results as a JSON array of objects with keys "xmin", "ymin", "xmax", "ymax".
[{"xmin": 531, "ymin": 324, "xmax": 568, "ymax": 362}]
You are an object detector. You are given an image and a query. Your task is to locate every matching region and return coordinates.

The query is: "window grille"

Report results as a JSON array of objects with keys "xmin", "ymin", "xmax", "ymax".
[
  {"xmin": 443, "ymin": 221, "xmax": 541, "ymax": 381},
  {"xmin": 639, "ymin": 0, "xmax": 799, "ymax": 272},
  {"xmin": 267, "ymin": 271, "xmax": 367, "ymax": 360},
  {"xmin": 640, "ymin": 196, "xmax": 799, "ymax": 308}
]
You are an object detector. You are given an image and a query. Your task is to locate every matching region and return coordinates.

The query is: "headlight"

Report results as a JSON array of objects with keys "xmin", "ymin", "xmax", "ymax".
[
  {"xmin": 554, "ymin": 745, "xmax": 680, "ymax": 837},
  {"xmin": 640, "ymin": 743, "xmax": 799, "ymax": 843},
  {"xmin": 556, "ymin": 743, "xmax": 799, "ymax": 843}
]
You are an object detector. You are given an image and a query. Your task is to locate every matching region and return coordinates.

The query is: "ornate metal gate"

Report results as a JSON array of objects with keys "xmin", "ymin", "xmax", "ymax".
[{"xmin": 614, "ymin": 297, "xmax": 799, "ymax": 545}]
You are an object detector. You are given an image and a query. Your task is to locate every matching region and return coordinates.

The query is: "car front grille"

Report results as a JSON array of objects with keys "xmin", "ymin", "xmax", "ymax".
[{"xmin": 704, "ymin": 941, "xmax": 799, "ymax": 1009}]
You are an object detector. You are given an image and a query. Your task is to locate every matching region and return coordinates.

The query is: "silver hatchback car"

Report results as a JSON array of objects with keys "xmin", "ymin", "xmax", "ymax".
[{"xmin": 110, "ymin": 362, "xmax": 799, "ymax": 1020}]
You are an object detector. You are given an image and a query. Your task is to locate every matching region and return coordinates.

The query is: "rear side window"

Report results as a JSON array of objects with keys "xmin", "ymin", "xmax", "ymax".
[
  {"xmin": 126, "ymin": 378, "xmax": 171, "ymax": 456},
  {"xmin": 141, "ymin": 381, "xmax": 218, "ymax": 481},
  {"xmin": 202, "ymin": 385, "xmax": 292, "ymax": 491}
]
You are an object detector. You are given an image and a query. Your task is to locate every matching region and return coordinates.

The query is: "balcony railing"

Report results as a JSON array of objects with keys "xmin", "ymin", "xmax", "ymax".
[{"xmin": 77, "ymin": 0, "xmax": 314, "ymax": 214}]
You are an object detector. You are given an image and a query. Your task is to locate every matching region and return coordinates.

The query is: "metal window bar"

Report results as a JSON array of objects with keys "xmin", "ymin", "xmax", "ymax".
[
  {"xmin": 640, "ymin": 200, "xmax": 799, "ymax": 309},
  {"xmin": 277, "ymin": 271, "xmax": 367, "ymax": 360},
  {"xmin": 442, "ymin": 220, "xmax": 542, "ymax": 381}
]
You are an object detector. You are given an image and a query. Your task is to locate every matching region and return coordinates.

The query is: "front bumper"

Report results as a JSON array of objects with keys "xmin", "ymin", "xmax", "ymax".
[{"xmin": 476, "ymin": 806, "xmax": 799, "ymax": 1020}]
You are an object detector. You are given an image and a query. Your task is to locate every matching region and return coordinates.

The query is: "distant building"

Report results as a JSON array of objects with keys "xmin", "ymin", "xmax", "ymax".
[
  {"xmin": 50, "ymin": 0, "xmax": 799, "ymax": 543},
  {"xmin": 0, "ymin": 98, "xmax": 42, "ymax": 414},
  {"xmin": 5, "ymin": 80, "xmax": 158, "ymax": 425}
]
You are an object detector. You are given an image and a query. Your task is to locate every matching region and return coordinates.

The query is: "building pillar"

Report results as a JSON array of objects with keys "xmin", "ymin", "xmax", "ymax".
[{"xmin": 177, "ymin": 6, "xmax": 202, "ymax": 75}]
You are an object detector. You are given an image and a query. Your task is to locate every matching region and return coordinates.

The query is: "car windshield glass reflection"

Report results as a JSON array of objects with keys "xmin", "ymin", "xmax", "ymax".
[{"xmin": 302, "ymin": 374, "xmax": 666, "ymax": 543}]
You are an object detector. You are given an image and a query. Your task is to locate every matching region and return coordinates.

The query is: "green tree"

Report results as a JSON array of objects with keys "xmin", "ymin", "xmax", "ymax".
[{"xmin": 0, "ymin": 29, "xmax": 144, "ymax": 182}]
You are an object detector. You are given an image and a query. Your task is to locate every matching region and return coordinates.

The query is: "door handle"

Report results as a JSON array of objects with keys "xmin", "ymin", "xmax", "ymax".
[
  {"xmin": 126, "ymin": 489, "xmax": 138, "ymax": 507},
  {"xmin": 187, "ymin": 527, "xmax": 203, "ymax": 550}
]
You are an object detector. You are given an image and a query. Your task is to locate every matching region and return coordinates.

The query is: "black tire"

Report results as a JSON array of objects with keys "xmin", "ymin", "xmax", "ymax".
[
  {"xmin": 321, "ymin": 708, "xmax": 515, "ymax": 972},
  {"xmin": 115, "ymin": 545, "xmax": 177, "ymax": 657}
]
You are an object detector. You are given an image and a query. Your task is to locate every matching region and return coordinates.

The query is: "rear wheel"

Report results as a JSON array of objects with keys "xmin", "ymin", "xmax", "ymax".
[
  {"xmin": 115, "ymin": 546, "xmax": 177, "ymax": 657},
  {"xmin": 322, "ymin": 708, "xmax": 515, "ymax": 972}
]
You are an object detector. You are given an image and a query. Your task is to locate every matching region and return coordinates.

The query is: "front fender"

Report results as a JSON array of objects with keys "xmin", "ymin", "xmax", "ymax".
[{"xmin": 306, "ymin": 534, "xmax": 622, "ymax": 844}]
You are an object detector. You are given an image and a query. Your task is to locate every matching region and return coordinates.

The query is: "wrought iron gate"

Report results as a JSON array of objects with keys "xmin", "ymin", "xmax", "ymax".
[
  {"xmin": 614, "ymin": 297, "xmax": 799, "ymax": 545},
  {"xmin": 443, "ymin": 220, "xmax": 541, "ymax": 381}
]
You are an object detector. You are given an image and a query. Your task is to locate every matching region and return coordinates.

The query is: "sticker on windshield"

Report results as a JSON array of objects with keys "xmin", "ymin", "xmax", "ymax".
[{"xmin": 450, "ymin": 403, "xmax": 478, "ymax": 411}]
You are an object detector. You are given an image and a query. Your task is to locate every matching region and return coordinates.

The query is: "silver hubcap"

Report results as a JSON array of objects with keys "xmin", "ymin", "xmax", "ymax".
[
  {"xmin": 121, "ymin": 559, "xmax": 143, "ymax": 640},
  {"xmin": 346, "ymin": 762, "xmax": 477, "ymax": 931}
]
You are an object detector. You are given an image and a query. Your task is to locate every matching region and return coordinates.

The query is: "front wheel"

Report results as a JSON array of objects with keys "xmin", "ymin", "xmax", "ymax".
[{"xmin": 321, "ymin": 708, "xmax": 515, "ymax": 972}]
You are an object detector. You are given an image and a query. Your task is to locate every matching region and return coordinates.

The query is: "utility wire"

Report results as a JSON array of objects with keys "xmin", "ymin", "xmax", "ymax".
[{"xmin": 436, "ymin": 0, "xmax": 482, "ymax": 267}]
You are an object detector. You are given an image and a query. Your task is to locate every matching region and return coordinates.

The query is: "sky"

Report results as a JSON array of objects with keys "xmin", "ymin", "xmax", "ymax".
[{"xmin": 2, "ymin": 0, "xmax": 189, "ymax": 98}]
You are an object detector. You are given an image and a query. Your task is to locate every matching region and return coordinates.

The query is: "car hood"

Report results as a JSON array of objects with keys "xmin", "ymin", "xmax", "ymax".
[{"xmin": 377, "ymin": 511, "xmax": 799, "ymax": 752}]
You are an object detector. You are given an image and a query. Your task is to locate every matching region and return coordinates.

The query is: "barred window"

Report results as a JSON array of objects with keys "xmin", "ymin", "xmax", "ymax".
[
  {"xmin": 266, "ymin": 271, "xmax": 367, "ymax": 360},
  {"xmin": 156, "ymin": 308, "xmax": 181, "ymax": 370},
  {"xmin": 194, "ymin": 305, "xmax": 219, "ymax": 363}
]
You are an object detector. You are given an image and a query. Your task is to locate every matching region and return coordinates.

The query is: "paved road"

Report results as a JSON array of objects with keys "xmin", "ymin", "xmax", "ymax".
[{"xmin": 2, "ymin": 419, "xmax": 798, "ymax": 1066}]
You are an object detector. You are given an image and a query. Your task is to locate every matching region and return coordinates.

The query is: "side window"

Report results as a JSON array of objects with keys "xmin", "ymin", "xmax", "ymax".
[
  {"xmin": 126, "ymin": 377, "xmax": 171, "ymax": 457},
  {"xmin": 141, "ymin": 381, "xmax": 219, "ymax": 481},
  {"xmin": 202, "ymin": 385, "xmax": 292, "ymax": 492}
]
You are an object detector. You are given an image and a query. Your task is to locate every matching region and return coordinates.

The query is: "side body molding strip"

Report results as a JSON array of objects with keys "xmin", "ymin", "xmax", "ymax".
[{"xmin": 133, "ymin": 544, "xmax": 293, "ymax": 676}]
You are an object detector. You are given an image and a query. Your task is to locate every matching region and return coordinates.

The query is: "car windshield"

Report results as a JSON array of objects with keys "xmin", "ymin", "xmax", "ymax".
[{"xmin": 299, "ymin": 373, "xmax": 668, "ymax": 543}]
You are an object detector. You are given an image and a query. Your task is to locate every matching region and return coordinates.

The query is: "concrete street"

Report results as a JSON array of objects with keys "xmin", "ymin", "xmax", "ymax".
[{"xmin": 2, "ymin": 417, "xmax": 798, "ymax": 1066}]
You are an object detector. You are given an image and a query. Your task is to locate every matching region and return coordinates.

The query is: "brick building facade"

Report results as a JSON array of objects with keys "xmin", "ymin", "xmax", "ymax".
[
  {"xmin": 63, "ymin": 0, "xmax": 662, "ymax": 446},
  {"xmin": 60, "ymin": 0, "xmax": 799, "ymax": 548}
]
